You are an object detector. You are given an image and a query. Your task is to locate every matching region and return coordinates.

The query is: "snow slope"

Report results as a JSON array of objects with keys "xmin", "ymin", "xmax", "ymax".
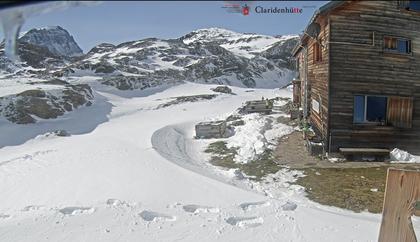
[
  {"xmin": 0, "ymin": 82, "xmax": 417, "ymax": 241},
  {"xmin": 182, "ymin": 27, "xmax": 297, "ymax": 59}
]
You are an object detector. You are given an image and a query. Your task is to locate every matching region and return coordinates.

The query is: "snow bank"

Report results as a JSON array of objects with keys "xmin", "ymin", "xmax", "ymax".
[
  {"xmin": 264, "ymin": 119, "xmax": 294, "ymax": 149},
  {"xmin": 226, "ymin": 113, "xmax": 294, "ymax": 164},
  {"xmin": 226, "ymin": 113, "xmax": 266, "ymax": 164},
  {"xmin": 390, "ymin": 148, "xmax": 420, "ymax": 163}
]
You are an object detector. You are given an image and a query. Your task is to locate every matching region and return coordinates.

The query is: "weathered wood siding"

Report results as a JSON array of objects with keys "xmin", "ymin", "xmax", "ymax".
[
  {"xmin": 328, "ymin": 1, "xmax": 420, "ymax": 154},
  {"xmin": 294, "ymin": 50, "xmax": 306, "ymax": 108},
  {"xmin": 292, "ymin": 81, "xmax": 301, "ymax": 106},
  {"xmin": 307, "ymin": 16, "xmax": 330, "ymax": 141}
]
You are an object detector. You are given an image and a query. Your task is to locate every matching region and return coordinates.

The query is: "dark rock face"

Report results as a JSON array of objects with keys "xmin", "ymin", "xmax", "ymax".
[
  {"xmin": 54, "ymin": 129, "xmax": 71, "ymax": 137},
  {"xmin": 158, "ymin": 94, "xmax": 218, "ymax": 108},
  {"xmin": 19, "ymin": 26, "xmax": 83, "ymax": 57},
  {"xmin": 0, "ymin": 81, "xmax": 93, "ymax": 124},
  {"xmin": 260, "ymin": 38, "xmax": 299, "ymax": 70},
  {"xmin": 17, "ymin": 42, "xmax": 62, "ymax": 68},
  {"xmin": 0, "ymin": 26, "xmax": 85, "ymax": 72},
  {"xmin": 0, "ymin": 27, "xmax": 85, "ymax": 74},
  {"xmin": 93, "ymin": 62, "xmax": 116, "ymax": 74},
  {"xmin": 87, "ymin": 43, "xmax": 115, "ymax": 55},
  {"xmin": 211, "ymin": 86, "xmax": 233, "ymax": 94},
  {"xmin": 100, "ymin": 69, "xmax": 185, "ymax": 90},
  {"xmin": 0, "ymin": 41, "xmax": 64, "ymax": 70}
]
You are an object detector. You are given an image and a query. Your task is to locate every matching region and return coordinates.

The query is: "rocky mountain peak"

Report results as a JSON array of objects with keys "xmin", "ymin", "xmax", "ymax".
[{"xmin": 19, "ymin": 26, "xmax": 83, "ymax": 57}]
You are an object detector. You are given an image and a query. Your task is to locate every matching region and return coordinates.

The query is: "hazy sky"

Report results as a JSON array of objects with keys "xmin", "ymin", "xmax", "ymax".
[{"xmin": 13, "ymin": 1, "xmax": 327, "ymax": 52}]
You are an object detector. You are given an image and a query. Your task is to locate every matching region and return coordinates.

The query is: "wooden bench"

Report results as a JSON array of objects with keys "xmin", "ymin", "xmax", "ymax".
[{"xmin": 339, "ymin": 148, "xmax": 390, "ymax": 161}]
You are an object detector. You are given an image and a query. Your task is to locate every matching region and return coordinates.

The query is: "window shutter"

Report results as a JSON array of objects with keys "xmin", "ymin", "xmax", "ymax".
[
  {"xmin": 313, "ymin": 42, "xmax": 322, "ymax": 62},
  {"xmin": 387, "ymin": 96, "xmax": 413, "ymax": 128},
  {"xmin": 313, "ymin": 43, "xmax": 317, "ymax": 62},
  {"xmin": 397, "ymin": 1, "xmax": 409, "ymax": 9}
]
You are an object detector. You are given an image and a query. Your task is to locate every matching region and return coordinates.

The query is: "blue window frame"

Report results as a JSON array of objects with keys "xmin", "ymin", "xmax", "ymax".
[
  {"xmin": 397, "ymin": 39, "xmax": 411, "ymax": 53},
  {"xmin": 384, "ymin": 36, "xmax": 411, "ymax": 54},
  {"xmin": 353, "ymin": 96, "xmax": 365, "ymax": 123},
  {"xmin": 353, "ymin": 95, "xmax": 388, "ymax": 124},
  {"xmin": 409, "ymin": 1, "xmax": 420, "ymax": 11}
]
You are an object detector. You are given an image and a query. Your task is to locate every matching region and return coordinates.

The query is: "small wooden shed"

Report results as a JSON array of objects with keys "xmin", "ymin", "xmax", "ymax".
[{"xmin": 195, "ymin": 121, "xmax": 227, "ymax": 139}]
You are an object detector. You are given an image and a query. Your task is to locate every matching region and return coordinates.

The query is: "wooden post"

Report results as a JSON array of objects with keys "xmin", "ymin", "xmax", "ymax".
[{"xmin": 379, "ymin": 168, "xmax": 420, "ymax": 242}]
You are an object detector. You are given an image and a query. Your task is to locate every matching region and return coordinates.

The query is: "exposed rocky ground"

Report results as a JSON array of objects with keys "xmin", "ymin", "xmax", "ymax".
[
  {"xmin": 0, "ymin": 80, "xmax": 93, "ymax": 124},
  {"xmin": 157, "ymin": 94, "xmax": 218, "ymax": 109},
  {"xmin": 211, "ymin": 85, "xmax": 233, "ymax": 94}
]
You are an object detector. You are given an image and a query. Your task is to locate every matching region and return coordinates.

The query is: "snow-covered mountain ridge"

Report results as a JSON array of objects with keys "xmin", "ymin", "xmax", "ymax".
[
  {"xmin": 181, "ymin": 27, "xmax": 297, "ymax": 58},
  {"xmin": 0, "ymin": 26, "xmax": 299, "ymax": 124},
  {"xmin": 65, "ymin": 27, "xmax": 298, "ymax": 90}
]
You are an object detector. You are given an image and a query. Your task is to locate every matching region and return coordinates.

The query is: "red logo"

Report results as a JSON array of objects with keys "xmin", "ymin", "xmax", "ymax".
[{"xmin": 242, "ymin": 4, "xmax": 249, "ymax": 15}]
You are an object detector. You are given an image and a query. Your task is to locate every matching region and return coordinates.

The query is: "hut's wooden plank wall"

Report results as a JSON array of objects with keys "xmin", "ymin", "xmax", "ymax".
[
  {"xmin": 294, "ymin": 1, "xmax": 420, "ymax": 154},
  {"xmin": 327, "ymin": 1, "xmax": 420, "ymax": 153},
  {"xmin": 306, "ymin": 15, "xmax": 330, "ymax": 141}
]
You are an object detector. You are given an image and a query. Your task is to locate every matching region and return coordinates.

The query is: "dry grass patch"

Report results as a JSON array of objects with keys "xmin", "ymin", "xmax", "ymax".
[{"xmin": 295, "ymin": 167, "xmax": 388, "ymax": 213}]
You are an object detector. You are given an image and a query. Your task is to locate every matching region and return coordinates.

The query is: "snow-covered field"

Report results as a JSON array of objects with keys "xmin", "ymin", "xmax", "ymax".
[{"xmin": 0, "ymin": 82, "xmax": 417, "ymax": 241}]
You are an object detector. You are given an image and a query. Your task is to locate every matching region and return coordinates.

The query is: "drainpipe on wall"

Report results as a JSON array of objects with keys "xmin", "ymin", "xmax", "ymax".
[{"xmin": 327, "ymin": 16, "xmax": 332, "ymax": 156}]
